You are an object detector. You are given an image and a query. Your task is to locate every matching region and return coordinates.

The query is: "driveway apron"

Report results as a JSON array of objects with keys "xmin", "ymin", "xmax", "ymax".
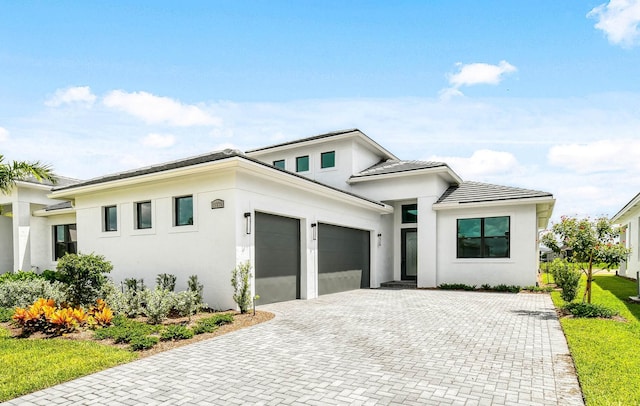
[{"xmin": 3, "ymin": 289, "xmax": 583, "ymax": 405}]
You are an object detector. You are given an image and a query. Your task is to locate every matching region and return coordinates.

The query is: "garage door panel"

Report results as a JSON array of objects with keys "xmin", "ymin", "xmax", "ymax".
[
  {"xmin": 255, "ymin": 212, "xmax": 300, "ymax": 304},
  {"xmin": 318, "ymin": 223, "xmax": 370, "ymax": 295}
]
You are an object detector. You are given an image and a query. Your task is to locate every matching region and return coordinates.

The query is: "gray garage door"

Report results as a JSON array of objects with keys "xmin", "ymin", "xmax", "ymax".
[
  {"xmin": 255, "ymin": 212, "xmax": 300, "ymax": 305},
  {"xmin": 318, "ymin": 223, "xmax": 370, "ymax": 295}
]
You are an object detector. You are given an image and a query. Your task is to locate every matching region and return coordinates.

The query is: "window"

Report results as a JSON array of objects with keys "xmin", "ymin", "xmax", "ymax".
[
  {"xmin": 320, "ymin": 151, "xmax": 335, "ymax": 168},
  {"xmin": 175, "ymin": 196, "xmax": 193, "ymax": 226},
  {"xmin": 273, "ymin": 160, "xmax": 285, "ymax": 170},
  {"xmin": 136, "ymin": 201, "xmax": 152, "ymax": 229},
  {"xmin": 296, "ymin": 155, "xmax": 309, "ymax": 172},
  {"xmin": 104, "ymin": 205, "xmax": 117, "ymax": 232},
  {"xmin": 53, "ymin": 224, "xmax": 77, "ymax": 259},
  {"xmin": 457, "ymin": 216, "xmax": 510, "ymax": 258},
  {"xmin": 402, "ymin": 204, "xmax": 418, "ymax": 224}
]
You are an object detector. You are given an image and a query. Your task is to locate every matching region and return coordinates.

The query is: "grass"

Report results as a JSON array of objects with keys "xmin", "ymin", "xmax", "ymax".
[
  {"xmin": 550, "ymin": 272, "xmax": 640, "ymax": 405},
  {"xmin": 0, "ymin": 326, "xmax": 137, "ymax": 402}
]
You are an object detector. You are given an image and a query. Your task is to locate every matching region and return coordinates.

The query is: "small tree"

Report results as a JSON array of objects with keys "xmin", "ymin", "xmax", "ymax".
[
  {"xmin": 541, "ymin": 216, "xmax": 630, "ymax": 303},
  {"xmin": 231, "ymin": 261, "xmax": 252, "ymax": 314},
  {"xmin": 156, "ymin": 273, "xmax": 176, "ymax": 292},
  {"xmin": 56, "ymin": 253, "xmax": 113, "ymax": 307}
]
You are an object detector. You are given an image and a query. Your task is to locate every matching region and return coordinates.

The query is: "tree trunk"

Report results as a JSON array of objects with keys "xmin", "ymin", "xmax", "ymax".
[{"xmin": 587, "ymin": 256, "xmax": 593, "ymax": 304}]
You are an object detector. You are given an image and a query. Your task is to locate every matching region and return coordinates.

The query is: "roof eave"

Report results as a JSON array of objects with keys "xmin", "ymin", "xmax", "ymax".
[
  {"xmin": 432, "ymin": 196, "xmax": 556, "ymax": 211},
  {"xmin": 348, "ymin": 165, "xmax": 462, "ymax": 184},
  {"xmin": 33, "ymin": 207, "xmax": 76, "ymax": 217},
  {"xmin": 611, "ymin": 192, "xmax": 640, "ymax": 223}
]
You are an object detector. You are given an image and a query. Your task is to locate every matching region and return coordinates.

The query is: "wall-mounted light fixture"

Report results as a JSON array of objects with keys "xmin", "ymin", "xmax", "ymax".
[
  {"xmin": 244, "ymin": 212, "xmax": 252, "ymax": 234},
  {"xmin": 377, "ymin": 233, "xmax": 382, "ymax": 247},
  {"xmin": 311, "ymin": 223, "xmax": 317, "ymax": 240}
]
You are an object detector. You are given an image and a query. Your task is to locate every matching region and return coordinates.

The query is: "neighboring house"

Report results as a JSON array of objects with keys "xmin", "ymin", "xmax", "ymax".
[
  {"xmin": 612, "ymin": 192, "xmax": 640, "ymax": 279},
  {"xmin": 0, "ymin": 177, "xmax": 77, "ymax": 274},
  {"xmin": 2, "ymin": 129, "xmax": 555, "ymax": 309}
]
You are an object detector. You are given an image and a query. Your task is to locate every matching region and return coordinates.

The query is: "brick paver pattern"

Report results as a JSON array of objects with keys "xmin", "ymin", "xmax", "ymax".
[{"xmin": 3, "ymin": 289, "xmax": 584, "ymax": 405}]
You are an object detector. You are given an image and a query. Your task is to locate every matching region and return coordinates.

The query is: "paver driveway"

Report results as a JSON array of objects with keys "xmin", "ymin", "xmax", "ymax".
[{"xmin": 4, "ymin": 289, "xmax": 583, "ymax": 405}]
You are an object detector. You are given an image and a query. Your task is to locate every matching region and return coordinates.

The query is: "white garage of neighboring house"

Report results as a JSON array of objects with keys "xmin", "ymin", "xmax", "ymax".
[
  {"xmin": 612, "ymin": 192, "xmax": 640, "ymax": 280},
  {"xmin": 2, "ymin": 129, "xmax": 555, "ymax": 309}
]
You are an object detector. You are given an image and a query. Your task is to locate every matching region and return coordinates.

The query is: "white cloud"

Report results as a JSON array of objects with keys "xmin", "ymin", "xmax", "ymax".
[
  {"xmin": 141, "ymin": 133, "xmax": 176, "ymax": 148},
  {"xmin": 45, "ymin": 86, "xmax": 96, "ymax": 107},
  {"xmin": 103, "ymin": 90, "xmax": 221, "ymax": 127},
  {"xmin": 0, "ymin": 127, "xmax": 8, "ymax": 142},
  {"xmin": 588, "ymin": 0, "xmax": 640, "ymax": 47},
  {"xmin": 428, "ymin": 149, "xmax": 520, "ymax": 179},
  {"xmin": 448, "ymin": 61, "xmax": 517, "ymax": 88},
  {"xmin": 548, "ymin": 139, "xmax": 640, "ymax": 174}
]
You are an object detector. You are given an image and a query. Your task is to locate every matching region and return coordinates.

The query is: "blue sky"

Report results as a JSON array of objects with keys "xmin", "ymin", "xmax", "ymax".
[{"xmin": 2, "ymin": 1, "xmax": 640, "ymax": 221}]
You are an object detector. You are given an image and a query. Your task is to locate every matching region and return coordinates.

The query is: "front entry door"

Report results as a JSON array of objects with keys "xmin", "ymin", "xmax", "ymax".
[{"xmin": 401, "ymin": 228, "xmax": 418, "ymax": 281}]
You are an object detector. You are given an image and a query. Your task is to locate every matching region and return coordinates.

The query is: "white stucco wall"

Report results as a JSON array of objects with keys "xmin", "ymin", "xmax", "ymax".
[
  {"xmin": 31, "ymin": 212, "xmax": 78, "ymax": 272},
  {"xmin": 436, "ymin": 204, "xmax": 540, "ymax": 287},
  {"xmin": 620, "ymin": 214, "xmax": 640, "ymax": 279},
  {"xmin": 0, "ymin": 214, "xmax": 13, "ymax": 273}
]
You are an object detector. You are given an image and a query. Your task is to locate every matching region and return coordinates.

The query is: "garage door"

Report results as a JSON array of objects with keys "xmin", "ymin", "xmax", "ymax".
[
  {"xmin": 318, "ymin": 223, "xmax": 370, "ymax": 295},
  {"xmin": 255, "ymin": 212, "xmax": 300, "ymax": 305}
]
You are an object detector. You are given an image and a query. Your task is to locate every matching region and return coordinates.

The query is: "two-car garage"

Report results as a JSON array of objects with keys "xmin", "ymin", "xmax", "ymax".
[{"xmin": 254, "ymin": 212, "xmax": 371, "ymax": 305}]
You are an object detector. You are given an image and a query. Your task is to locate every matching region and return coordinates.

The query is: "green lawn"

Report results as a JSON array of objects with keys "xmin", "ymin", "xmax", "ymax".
[
  {"xmin": 550, "ymin": 272, "xmax": 640, "ymax": 406},
  {"xmin": 0, "ymin": 326, "xmax": 137, "ymax": 402}
]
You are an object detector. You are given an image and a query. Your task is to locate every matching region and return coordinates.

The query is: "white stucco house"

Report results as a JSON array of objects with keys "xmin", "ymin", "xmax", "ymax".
[
  {"xmin": 612, "ymin": 192, "xmax": 640, "ymax": 280},
  {"xmin": 2, "ymin": 129, "xmax": 555, "ymax": 309}
]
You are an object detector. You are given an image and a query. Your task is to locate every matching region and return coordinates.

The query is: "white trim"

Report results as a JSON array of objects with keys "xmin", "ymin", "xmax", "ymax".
[{"xmin": 348, "ymin": 166, "xmax": 462, "ymax": 185}]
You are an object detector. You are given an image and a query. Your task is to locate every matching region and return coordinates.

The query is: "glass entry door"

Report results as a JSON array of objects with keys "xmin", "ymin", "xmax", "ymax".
[{"xmin": 401, "ymin": 228, "xmax": 418, "ymax": 281}]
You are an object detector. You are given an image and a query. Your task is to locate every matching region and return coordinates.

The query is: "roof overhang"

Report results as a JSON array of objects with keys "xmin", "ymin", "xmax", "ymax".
[
  {"xmin": 49, "ymin": 155, "xmax": 393, "ymax": 215},
  {"xmin": 33, "ymin": 207, "xmax": 76, "ymax": 217},
  {"xmin": 348, "ymin": 165, "xmax": 463, "ymax": 185},
  {"xmin": 611, "ymin": 192, "xmax": 640, "ymax": 224}
]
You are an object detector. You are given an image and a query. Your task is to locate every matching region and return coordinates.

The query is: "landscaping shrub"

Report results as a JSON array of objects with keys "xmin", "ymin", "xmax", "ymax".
[
  {"xmin": 564, "ymin": 302, "xmax": 618, "ymax": 318},
  {"xmin": 480, "ymin": 284, "xmax": 491, "ymax": 290},
  {"xmin": 145, "ymin": 288, "xmax": 173, "ymax": 324},
  {"xmin": 56, "ymin": 253, "xmax": 113, "ymax": 307},
  {"xmin": 156, "ymin": 273, "xmax": 176, "ymax": 292},
  {"xmin": 12, "ymin": 298, "xmax": 90, "ymax": 335},
  {"xmin": 192, "ymin": 313, "xmax": 234, "ymax": 334},
  {"xmin": 0, "ymin": 279, "xmax": 65, "ymax": 308},
  {"xmin": 0, "ymin": 270, "xmax": 42, "ymax": 284},
  {"xmin": 87, "ymin": 299, "xmax": 114, "ymax": 328},
  {"xmin": 160, "ymin": 324, "xmax": 194, "ymax": 341},
  {"xmin": 172, "ymin": 290, "xmax": 202, "ymax": 318},
  {"xmin": 129, "ymin": 335, "xmax": 159, "ymax": 351},
  {"xmin": 93, "ymin": 316, "xmax": 159, "ymax": 342},
  {"xmin": 188, "ymin": 274, "xmax": 204, "ymax": 306},
  {"xmin": 493, "ymin": 284, "xmax": 521, "ymax": 293},
  {"xmin": 438, "ymin": 283, "xmax": 476, "ymax": 291},
  {"xmin": 550, "ymin": 259, "xmax": 582, "ymax": 302},
  {"xmin": 0, "ymin": 307, "xmax": 13, "ymax": 322},
  {"xmin": 108, "ymin": 281, "xmax": 148, "ymax": 318},
  {"xmin": 231, "ymin": 261, "xmax": 252, "ymax": 313}
]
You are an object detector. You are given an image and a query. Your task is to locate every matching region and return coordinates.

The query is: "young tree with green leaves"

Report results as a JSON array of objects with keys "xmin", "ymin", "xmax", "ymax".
[
  {"xmin": 541, "ymin": 216, "xmax": 630, "ymax": 303},
  {"xmin": 0, "ymin": 154, "xmax": 56, "ymax": 194}
]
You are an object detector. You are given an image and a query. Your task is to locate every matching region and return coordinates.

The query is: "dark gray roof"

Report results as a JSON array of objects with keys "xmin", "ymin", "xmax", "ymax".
[
  {"xmin": 352, "ymin": 160, "xmax": 449, "ymax": 179},
  {"xmin": 45, "ymin": 201, "xmax": 73, "ymax": 211},
  {"xmin": 246, "ymin": 129, "xmax": 359, "ymax": 153},
  {"xmin": 20, "ymin": 175, "xmax": 79, "ymax": 188},
  {"xmin": 53, "ymin": 149, "xmax": 243, "ymax": 191},
  {"xmin": 435, "ymin": 181, "xmax": 553, "ymax": 205}
]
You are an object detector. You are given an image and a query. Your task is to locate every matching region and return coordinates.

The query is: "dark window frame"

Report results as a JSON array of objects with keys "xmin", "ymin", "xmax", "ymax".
[
  {"xmin": 401, "ymin": 204, "xmax": 418, "ymax": 224},
  {"xmin": 104, "ymin": 205, "xmax": 117, "ymax": 232},
  {"xmin": 136, "ymin": 201, "xmax": 152, "ymax": 230},
  {"xmin": 53, "ymin": 224, "xmax": 77, "ymax": 260},
  {"xmin": 175, "ymin": 195, "xmax": 194, "ymax": 226},
  {"xmin": 457, "ymin": 216, "xmax": 510, "ymax": 258},
  {"xmin": 296, "ymin": 155, "xmax": 309, "ymax": 172},
  {"xmin": 273, "ymin": 159, "xmax": 285, "ymax": 170},
  {"xmin": 320, "ymin": 151, "xmax": 335, "ymax": 169}
]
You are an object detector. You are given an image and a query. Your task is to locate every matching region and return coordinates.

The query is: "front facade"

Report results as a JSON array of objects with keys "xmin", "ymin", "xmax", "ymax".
[
  {"xmin": 612, "ymin": 193, "xmax": 640, "ymax": 279},
  {"xmin": 3, "ymin": 129, "xmax": 555, "ymax": 309}
]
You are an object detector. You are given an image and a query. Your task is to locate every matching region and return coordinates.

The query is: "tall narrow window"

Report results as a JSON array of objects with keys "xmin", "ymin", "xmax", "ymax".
[
  {"xmin": 53, "ymin": 224, "xmax": 77, "ymax": 259},
  {"xmin": 296, "ymin": 155, "xmax": 309, "ymax": 172},
  {"xmin": 320, "ymin": 151, "xmax": 335, "ymax": 168},
  {"xmin": 273, "ymin": 160, "xmax": 285, "ymax": 170},
  {"xmin": 175, "ymin": 195, "xmax": 193, "ymax": 226},
  {"xmin": 104, "ymin": 205, "xmax": 117, "ymax": 232},
  {"xmin": 401, "ymin": 204, "xmax": 418, "ymax": 223},
  {"xmin": 457, "ymin": 216, "xmax": 510, "ymax": 258},
  {"xmin": 136, "ymin": 201, "xmax": 152, "ymax": 229}
]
